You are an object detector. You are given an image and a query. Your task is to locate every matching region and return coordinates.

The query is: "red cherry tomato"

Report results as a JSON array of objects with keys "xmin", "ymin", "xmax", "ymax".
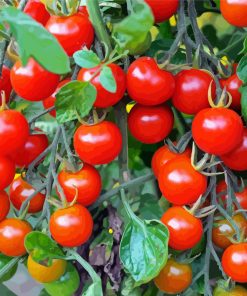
[
  {"xmin": 222, "ymin": 243, "xmax": 247, "ymax": 283},
  {"xmin": 58, "ymin": 164, "xmax": 102, "ymax": 206},
  {"xmin": 161, "ymin": 207, "xmax": 203, "ymax": 250},
  {"xmin": 220, "ymin": 74, "xmax": 242, "ymax": 110},
  {"xmin": 158, "ymin": 156, "xmax": 207, "ymax": 205},
  {"xmin": 78, "ymin": 6, "xmax": 89, "ymax": 16},
  {"xmin": 192, "ymin": 108, "xmax": 244, "ymax": 156},
  {"xmin": 152, "ymin": 145, "xmax": 192, "ymax": 178},
  {"xmin": 144, "ymin": 0, "xmax": 179, "ymax": 23},
  {"xmin": 221, "ymin": 128, "xmax": 247, "ymax": 171},
  {"xmin": 0, "ymin": 218, "xmax": 32, "ymax": 256},
  {"xmin": 50, "ymin": 204, "xmax": 93, "ymax": 247},
  {"xmin": 42, "ymin": 79, "xmax": 70, "ymax": 117},
  {"xmin": 0, "ymin": 65, "xmax": 12, "ymax": 104},
  {"xmin": 127, "ymin": 57, "xmax": 175, "ymax": 105},
  {"xmin": 0, "ymin": 191, "xmax": 10, "ymax": 222},
  {"xmin": 10, "ymin": 177, "xmax": 45, "ymax": 213},
  {"xmin": 128, "ymin": 104, "xmax": 174, "ymax": 144},
  {"xmin": 220, "ymin": 0, "xmax": 247, "ymax": 27},
  {"xmin": 24, "ymin": 0, "xmax": 50, "ymax": 26},
  {"xmin": 0, "ymin": 157, "xmax": 15, "ymax": 191},
  {"xmin": 77, "ymin": 64, "xmax": 126, "ymax": 108},
  {"xmin": 0, "ymin": 110, "xmax": 29, "ymax": 155},
  {"xmin": 11, "ymin": 133, "xmax": 49, "ymax": 168},
  {"xmin": 46, "ymin": 13, "xmax": 94, "ymax": 57},
  {"xmin": 216, "ymin": 180, "xmax": 247, "ymax": 210},
  {"xmin": 10, "ymin": 58, "xmax": 60, "ymax": 101},
  {"xmin": 74, "ymin": 121, "xmax": 122, "ymax": 165},
  {"xmin": 172, "ymin": 69, "xmax": 216, "ymax": 115}
]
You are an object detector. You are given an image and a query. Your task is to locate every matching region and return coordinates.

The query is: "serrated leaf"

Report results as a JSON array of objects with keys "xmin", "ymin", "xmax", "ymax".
[
  {"xmin": 73, "ymin": 50, "xmax": 101, "ymax": 68},
  {"xmin": 0, "ymin": 7, "xmax": 70, "ymax": 74},
  {"xmin": 99, "ymin": 66, "xmax": 117, "ymax": 93},
  {"xmin": 55, "ymin": 81, "xmax": 97, "ymax": 123},
  {"xmin": 241, "ymin": 85, "xmax": 247, "ymax": 124},
  {"xmin": 237, "ymin": 56, "xmax": 247, "ymax": 83}
]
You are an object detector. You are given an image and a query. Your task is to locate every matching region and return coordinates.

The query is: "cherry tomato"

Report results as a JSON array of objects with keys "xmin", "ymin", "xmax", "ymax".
[
  {"xmin": 10, "ymin": 177, "xmax": 45, "ymax": 213},
  {"xmin": 11, "ymin": 133, "xmax": 49, "ymax": 168},
  {"xmin": 221, "ymin": 128, "xmax": 247, "ymax": 171},
  {"xmin": 154, "ymin": 258, "xmax": 192, "ymax": 294},
  {"xmin": 50, "ymin": 204, "xmax": 93, "ymax": 247},
  {"xmin": 42, "ymin": 79, "xmax": 70, "ymax": 117},
  {"xmin": 0, "ymin": 157, "xmax": 15, "ymax": 191},
  {"xmin": 192, "ymin": 107, "xmax": 244, "ymax": 156},
  {"xmin": 128, "ymin": 104, "xmax": 174, "ymax": 144},
  {"xmin": 0, "ymin": 253, "xmax": 17, "ymax": 282},
  {"xmin": 212, "ymin": 214, "xmax": 247, "ymax": 249},
  {"xmin": 222, "ymin": 243, "xmax": 247, "ymax": 283},
  {"xmin": 78, "ymin": 6, "xmax": 89, "ymax": 16},
  {"xmin": 46, "ymin": 13, "xmax": 94, "ymax": 57},
  {"xmin": 58, "ymin": 164, "xmax": 102, "ymax": 206},
  {"xmin": 27, "ymin": 255, "xmax": 67, "ymax": 283},
  {"xmin": 77, "ymin": 64, "xmax": 126, "ymax": 108},
  {"xmin": 213, "ymin": 285, "xmax": 247, "ymax": 296},
  {"xmin": 0, "ymin": 191, "xmax": 10, "ymax": 222},
  {"xmin": 220, "ymin": 74, "xmax": 242, "ymax": 110},
  {"xmin": 74, "ymin": 121, "xmax": 122, "ymax": 165},
  {"xmin": 158, "ymin": 156, "xmax": 207, "ymax": 205},
  {"xmin": 172, "ymin": 69, "xmax": 216, "ymax": 115},
  {"xmin": 144, "ymin": 0, "xmax": 179, "ymax": 23},
  {"xmin": 0, "ymin": 65, "xmax": 12, "ymax": 104},
  {"xmin": 220, "ymin": 0, "xmax": 247, "ymax": 27},
  {"xmin": 0, "ymin": 218, "xmax": 32, "ymax": 256},
  {"xmin": 127, "ymin": 57, "xmax": 175, "ymax": 105},
  {"xmin": 24, "ymin": 0, "xmax": 50, "ymax": 26},
  {"xmin": 161, "ymin": 206, "xmax": 203, "ymax": 250},
  {"xmin": 10, "ymin": 58, "xmax": 60, "ymax": 101},
  {"xmin": 44, "ymin": 263, "xmax": 80, "ymax": 296},
  {"xmin": 216, "ymin": 180, "xmax": 247, "ymax": 210},
  {"xmin": 152, "ymin": 144, "xmax": 191, "ymax": 178},
  {"xmin": 0, "ymin": 110, "xmax": 29, "ymax": 154}
]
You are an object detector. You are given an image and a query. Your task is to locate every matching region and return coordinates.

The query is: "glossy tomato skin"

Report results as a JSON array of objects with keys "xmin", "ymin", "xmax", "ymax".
[
  {"xmin": 151, "ymin": 145, "xmax": 191, "ymax": 178},
  {"xmin": 192, "ymin": 108, "xmax": 244, "ymax": 156},
  {"xmin": 24, "ymin": 0, "xmax": 50, "ymax": 26},
  {"xmin": 0, "ymin": 65, "xmax": 12, "ymax": 104},
  {"xmin": 78, "ymin": 64, "xmax": 126, "ymax": 108},
  {"xmin": 0, "ymin": 110, "xmax": 29, "ymax": 155},
  {"xmin": 11, "ymin": 133, "xmax": 49, "ymax": 168},
  {"xmin": 221, "ymin": 128, "xmax": 247, "ymax": 171},
  {"xmin": 10, "ymin": 177, "xmax": 45, "ymax": 213},
  {"xmin": 220, "ymin": 0, "xmax": 247, "ymax": 27},
  {"xmin": 58, "ymin": 164, "xmax": 102, "ymax": 206},
  {"xmin": 220, "ymin": 74, "xmax": 242, "ymax": 110},
  {"xmin": 0, "ymin": 157, "xmax": 15, "ymax": 191},
  {"xmin": 0, "ymin": 191, "xmax": 10, "ymax": 222},
  {"xmin": 128, "ymin": 104, "xmax": 174, "ymax": 144},
  {"xmin": 0, "ymin": 218, "xmax": 32, "ymax": 256},
  {"xmin": 154, "ymin": 258, "xmax": 192, "ymax": 294},
  {"xmin": 222, "ymin": 243, "xmax": 247, "ymax": 283},
  {"xmin": 161, "ymin": 207, "xmax": 203, "ymax": 250},
  {"xmin": 74, "ymin": 121, "xmax": 122, "ymax": 165},
  {"xmin": 212, "ymin": 214, "xmax": 247, "ymax": 249},
  {"xmin": 213, "ymin": 285, "xmax": 247, "ymax": 296},
  {"xmin": 10, "ymin": 58, "xmax": 60, "ymax": 101},
  {"xmin": 42, "ymin": 79, "xmax": 70, "ymax": 117},
  {"xmin": 158, "ymin": 156, "xmax": 207, "ymax": 205},
  {"xmin": 127, "ymin": 57, "xmax": 175, "ymax": 105},
  {"xmin": 172, "ymin": 69, "xmax": 216, "ymax": 115},
  {"xmin": 46, "ymin": 13, "xmax": 94, "ymax": 57},
  {"xmin": 144, "ymin": 0, "xmax": 179, "ymax": 23},
  {"xmin": 50, "ymin": 204, "xmax": 93, "ymax": 247}
]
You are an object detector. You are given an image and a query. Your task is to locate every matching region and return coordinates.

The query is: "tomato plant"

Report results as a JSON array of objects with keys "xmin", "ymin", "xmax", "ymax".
[
  {"xmin": 144, "ymin": 0, "xmax": 179, "ymax": 23},
  {"xmin": 24, "ymin": 0, "xmax": 50, "ymax": 26},
  {"xmin": 220, "ymin": 0, "xmax": 247, "ymax": 27},
  {"xmin": 0, "ymin": 191, "xmax": 10, "ymax": 222},
  {"xmin": 0, "ymin": 65, "xmax": 12, "ymax": 104},
  {"xmin": 0, "ymin": 156, "xmax": 15, "ymax": 190}
]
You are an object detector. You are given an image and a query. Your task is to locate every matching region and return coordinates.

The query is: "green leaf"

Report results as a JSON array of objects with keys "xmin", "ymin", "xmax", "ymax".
[
  {"xmin": 73, "ymin": 50, "xmax": 101, "ymax": 68},
  {"xmin": 82, "ymin": 281, "xmax": 103, "ymax": 296},
  {"xmin": 120, "ymin": 219, "xmax": 169, "ymax": 285},
  {"xmin": 55, "ymin": 81, "xmax": 97, "ymax": 123},
  {"xmin": 24, "ymin": 231, "xmax": 65, "ymax": 264},
  {"xmin": 239, "ymin": 37, "xmax": 247, "ymax": 54},
  {"xmin": 99, "ymin": 66, "xmax": 117, "ymax": 93},
  {"xmin": 241, "ymin": 85, "xmax": 247, "ymax": 124},
  {"xmin": 237, "ymin": 56, "xmax": 247, "ymax": 83},
  {"xmin": 0, "ymin": 7, "xmax": 70, "ymax": 74},
  {"xmin": 137, "ymin": 194, "xmax": 163, "ymax": 220},
  {"xmin": 112, "ymin": 0, "xmax": 154, "ymax": 55},
  {"xmin": 0, "ymin": 284, "xmax": 17, "ymax": 296}
]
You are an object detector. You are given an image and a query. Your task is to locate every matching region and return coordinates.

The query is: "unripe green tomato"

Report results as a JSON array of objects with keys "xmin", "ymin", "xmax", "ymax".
[
  {"xmin": 213, "ymin": 285, "xmax": 247, "ymax": 296},
  {"xmin": 44, "ymin": 263, "xmax": 80, "ymax": 296},
  {"xmin": 127, "ymin": 32, "xmax": 152, "ymax": 55},
  {"xmin": 0, "ymin": 254, "xmax": 18, "ymax": 282}
]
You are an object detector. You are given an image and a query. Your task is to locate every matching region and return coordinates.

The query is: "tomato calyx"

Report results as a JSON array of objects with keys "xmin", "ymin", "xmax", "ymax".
[
  {"xmin": 208, "ymin": 81, "xmax": 232, "ymax": 108},
  {"xmin": 0, "ymin": 91, "xmax": 9, "ymax": 111},
  {"xmin": 76, "ymin": 108, "xmax": 108, "ymax": 126},
  {"xmin": 41, "ymin": 0, "xmax": 79, "ymax": 17},
  {"xmin": 184, "ymin": 195, "xmax": 216, "ymax": 218}
]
